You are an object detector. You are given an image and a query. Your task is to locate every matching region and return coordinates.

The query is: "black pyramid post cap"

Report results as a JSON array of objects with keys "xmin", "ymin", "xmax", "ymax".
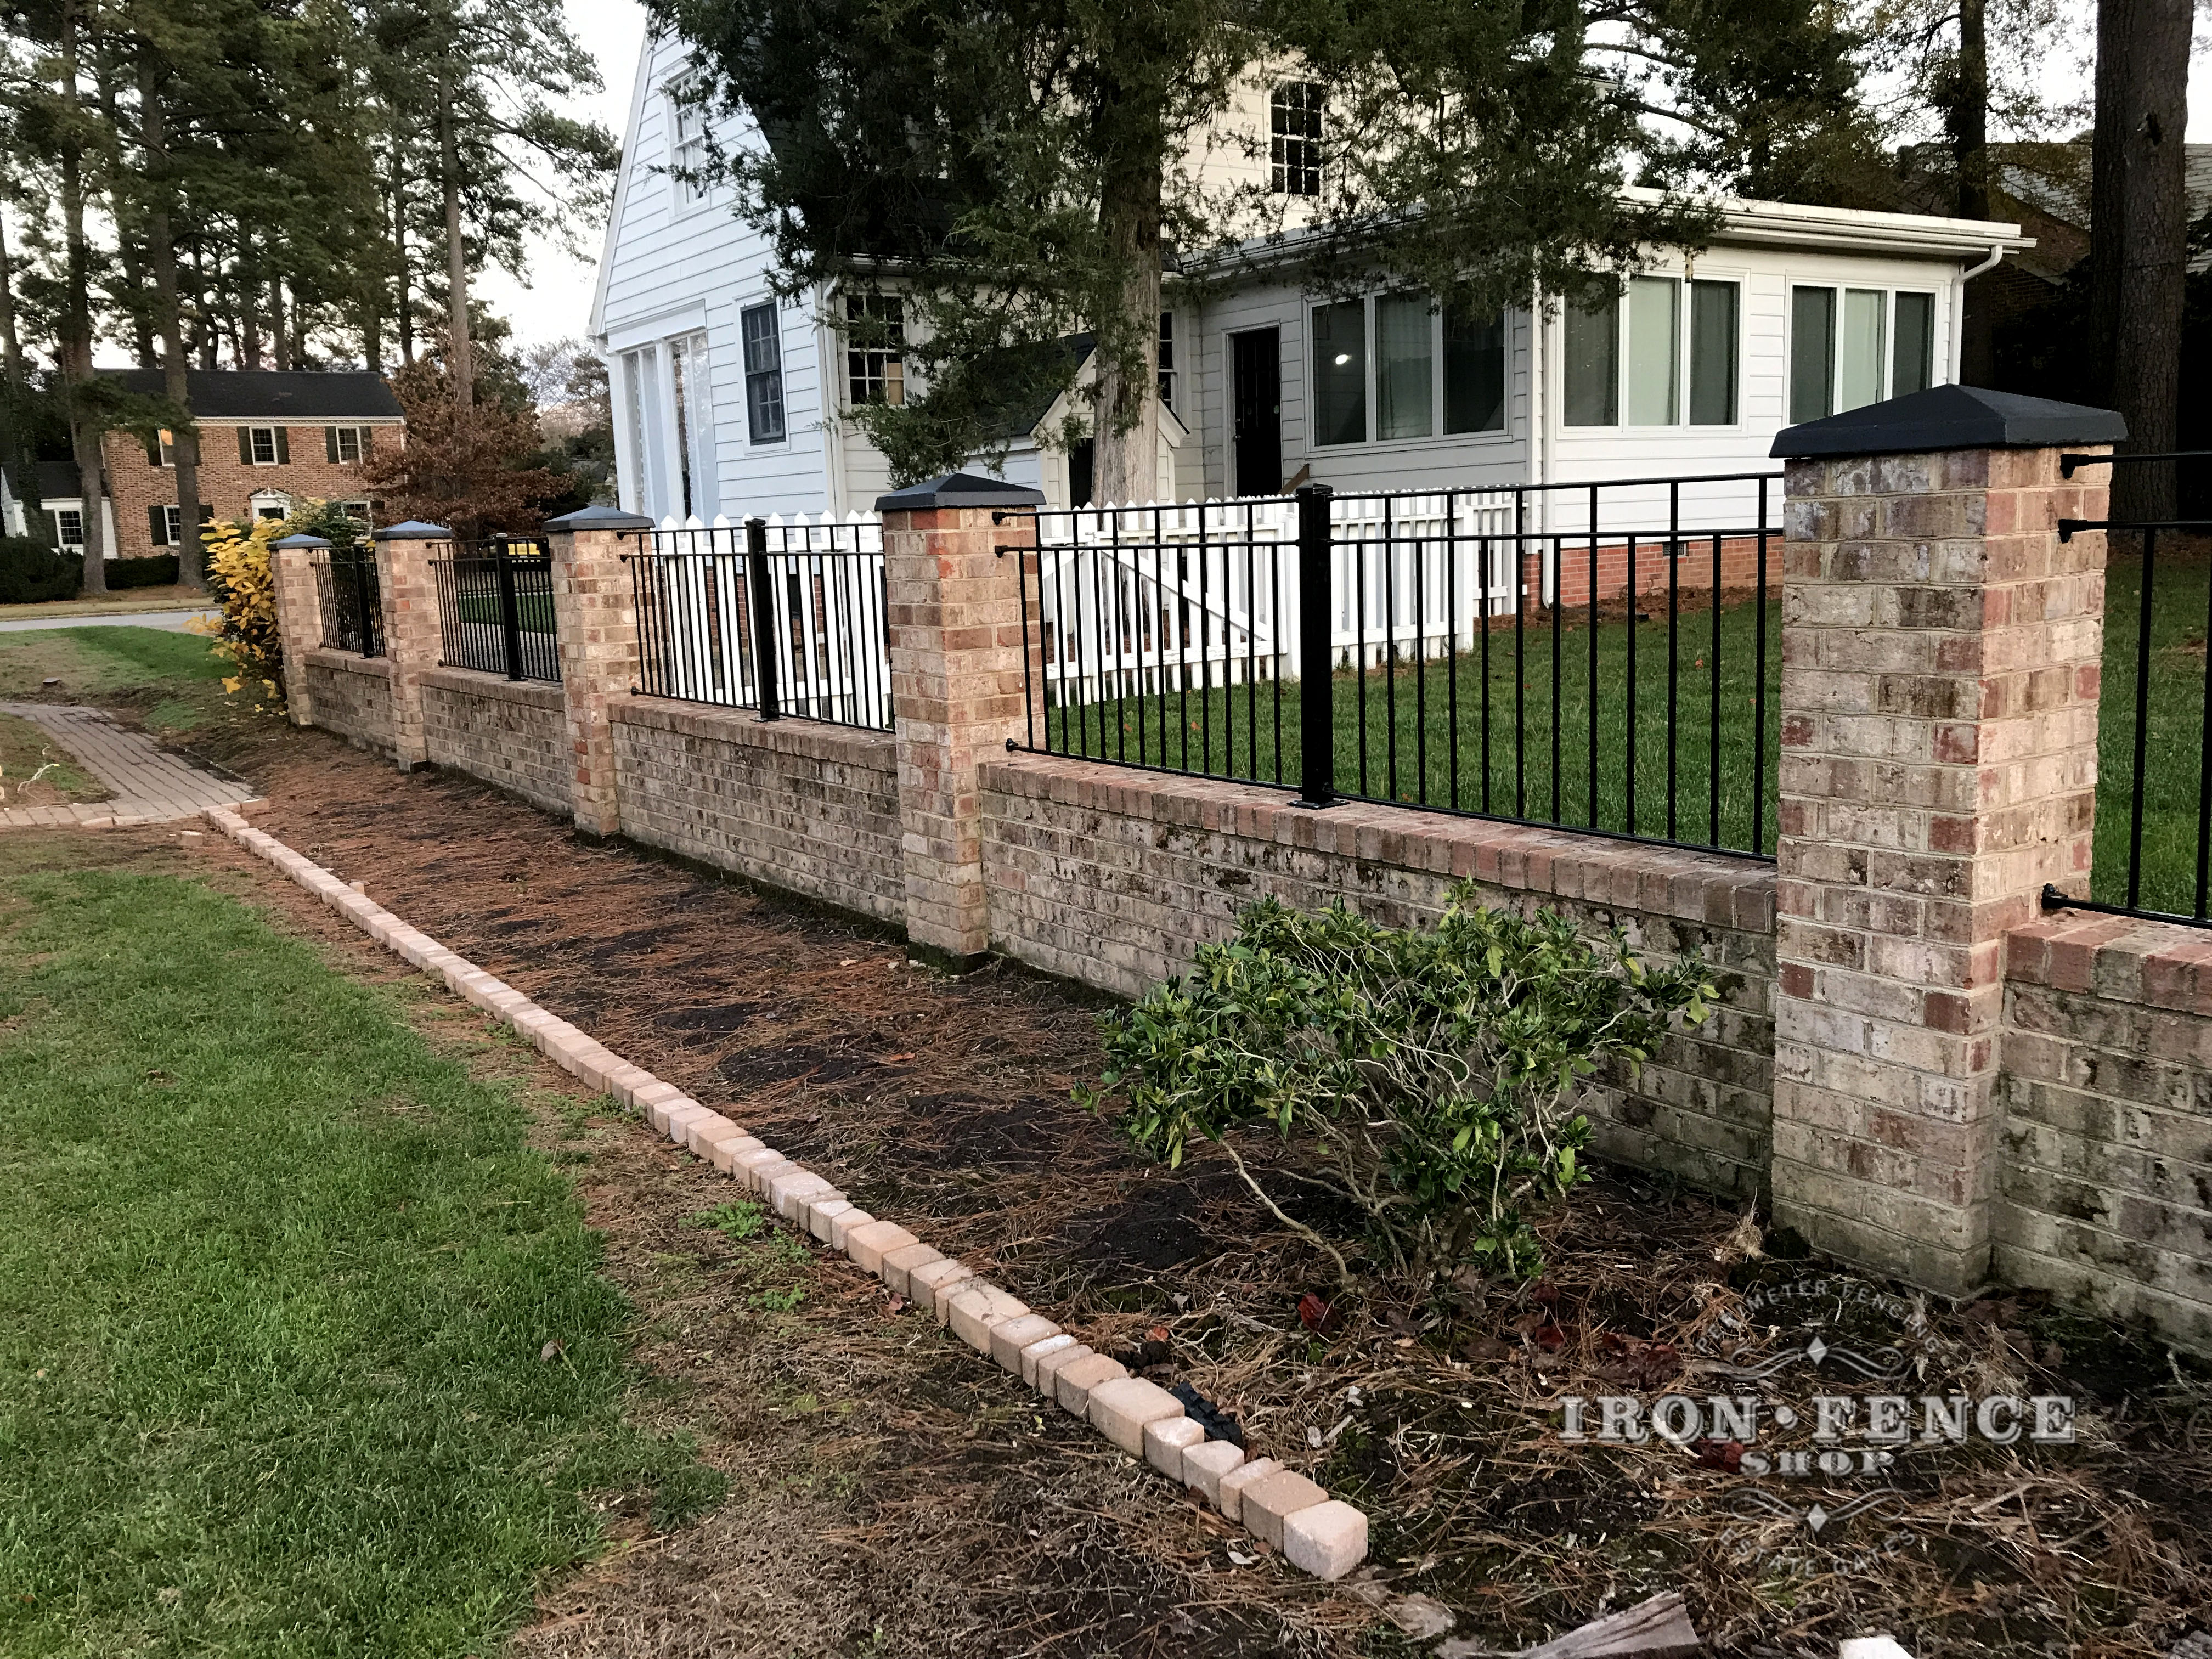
[
  {"xmin": 875, "ymin": 471, "xmax": 1047, "ymax": 513},
  {"xmin": 1771, "ymin": 384, "xmax": 2127, "ymax": 459},
  {"xmin": 370, "ymin": 519, "xmax": 453, "ymax": 540},
  {"xmin": 544, "ymin": 503, "xmax": 656, "ymax": 532}
]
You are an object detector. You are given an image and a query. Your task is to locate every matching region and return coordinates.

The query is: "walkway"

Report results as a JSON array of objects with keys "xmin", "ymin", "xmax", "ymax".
[
  {"xmin": 0, "ymin": 607, "xmax": 221, "ymax": 635},
  {"xmin": 1, "ymin": 703, "xmax": 257, "ymax": 827}
]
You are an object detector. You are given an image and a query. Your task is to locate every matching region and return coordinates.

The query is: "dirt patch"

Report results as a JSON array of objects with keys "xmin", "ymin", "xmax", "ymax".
[
  {"xmin": 0, "ymin": 710, "xmax": 111, "ymax": 806},
  {"xmin": 184, "ymin": 718, "xmax": 2212, "ymax": 1657}
]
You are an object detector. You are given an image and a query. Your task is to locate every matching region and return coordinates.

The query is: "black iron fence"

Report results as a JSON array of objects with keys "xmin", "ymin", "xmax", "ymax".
[
  {"xmin": 431, "ymin": 536, "xmax": 559, "ymax": 683},
  {"xmin": 1001, "ymin": 472, "xmax": 1782, "ymax": 859},
  {"xmin": 624, "ymin": 514, "xmax": 890, "ymax": 732},
  {"xmin": 315, "ymin": 545, "xmax": 383, "ymax": 657},
  {"xmin": 2049, "ymin": 452, "xmax": 2212, "ymax": 926}
]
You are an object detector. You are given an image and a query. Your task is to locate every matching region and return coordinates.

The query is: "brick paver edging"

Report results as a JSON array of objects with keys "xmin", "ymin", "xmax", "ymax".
[{"xmin": 200, "ymin": 804, "xmax": 1369, "ymax": 1582}]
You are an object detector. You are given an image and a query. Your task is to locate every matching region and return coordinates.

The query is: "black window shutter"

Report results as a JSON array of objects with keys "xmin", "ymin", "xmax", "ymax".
[
  {"xmin": 199, "ymin": 504, "xmax": 213, "ymax": 522},
  {"xmin": 274, "ymin": 427, "xmax": 290, "ymax": 465},
  {"xmin": 146, "ymin": 437, "xmax": 161, "ymax": 467},
  {"xmin": 325, "ymin": 426, "xmax": 339, "ymax": 463},
  {"xmin": 237, "ymin": 427, "xmax": 252, "ymax": 464},
  {"xmin": 149, "ymin": 504, "xmax": 166, "ymax": 545}
]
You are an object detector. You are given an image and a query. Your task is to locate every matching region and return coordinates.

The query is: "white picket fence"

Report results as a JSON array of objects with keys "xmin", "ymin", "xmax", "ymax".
[
  {"xmin": 1030, "ymin": 490, "xmax": 1522, "ymax": 709},
  {"xmin": 634, "ymin": 512, "xmax": 891, "ymax": 729}
]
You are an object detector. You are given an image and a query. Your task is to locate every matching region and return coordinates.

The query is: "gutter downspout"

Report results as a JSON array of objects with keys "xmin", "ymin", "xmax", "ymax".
[{"xmin": 1948, "ymin": 242, "xmax": 2007, "ymax": 385}]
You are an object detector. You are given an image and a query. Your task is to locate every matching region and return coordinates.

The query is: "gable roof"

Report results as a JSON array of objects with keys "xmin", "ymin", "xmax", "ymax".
[{"xmin": 97, "ymin": 369, "xmax": 402, "ymax": 421}]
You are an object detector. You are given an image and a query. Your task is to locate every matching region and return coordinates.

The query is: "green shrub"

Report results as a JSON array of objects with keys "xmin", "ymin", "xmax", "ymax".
[
  {"xmin": 0, "ymin": 535, "xmax": 81, "ymax": 603},
  {"xmin": 108, "ymin": 554, "xmax": 180, "ymax": 588},
  {"xmin": 1088, "ymin": 885, "xmax": 1715, "ymax": 1288}
]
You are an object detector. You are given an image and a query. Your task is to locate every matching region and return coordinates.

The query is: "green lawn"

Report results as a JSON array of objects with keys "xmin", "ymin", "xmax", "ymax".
[
  {"xmin": 0, "ymin": 861, "xmax": 714, "ymax": 1656},
  {"xmin": 1042, "ymin": 595, "xmax": 1781, "ymax": 855},
  {"xmin": 0, "ymin": 627, "xmax": 229, "ymax": 700},
  {"xmin": 2097, "ymin": 546, "xmax": 2212, "ymax": 916}
]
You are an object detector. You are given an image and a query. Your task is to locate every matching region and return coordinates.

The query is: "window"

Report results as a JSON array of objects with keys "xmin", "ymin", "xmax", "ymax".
[
  {"xmin": 325, "ymin": 425, "xmax": 370, "ymax": 464},
  {"xmin": 667, "ymin": 331, "xmax": 715, "ymax": 520},
  {"xmin": 668, "ymin": 83, "xmax": 707, "ymax": 206},
  {"xmin": 240, "ymin": 425, "xmax": 287, "ymax": 465},
  {"xmin": 1271, "ymin": 81, "xmax": 1322, "ymax": 196},
  {"xmin": 1375, "ymin": 292, "xmax": 1433, "ymax": 440},
  {"xmin": 1791, "ymin": 284, "xmax": 1938, "ymax": 422},
  {"xmin": 1563, "ymin": 296, "xmax": 1619, "ymax": 426},
  {"xmin": 151, "ymin": 505, "xmax": 178, "ymax": 546},
  {"xmin": 54, "ymin": 507, "xmax": 83, "ymax": 546},
  {"xmin": 621, "ymin": 347, "xmax": 652, "ymax": 513},
  {"xmin": 1564, "ymin": 276, "xmax": 1739, "ymax": 427},
  {"xmin": 1157, "ymin": 311, "xmax": 1176, "ymax": 410},
  {"xmin": 1688, "ymin": 280, "xmax": 1739, "ymax": 425},
  {"xmin": 741, "ymin": 303, "xmax": 786, "ymax": 443},
  {"xmin": 1312, "ymin": 300, "xmax": 1367, "ymax": 445},
  {"xmin": 146, "ymin": 430, "xmax": 176, "ymax": 467},
  {"xmin": 340, "ymin": 501, "xmax": 371, "ymax": 521},
  {"xmin": 846, "ymin": 295, "xmax": 905, "ymax": 407},
  {"xmin": 255, "ymin": 505, "xmax": 287, "ymax": 521},
  {"xmin": 1443, "ymin": 306, "xmax": 1505, "ymax": 435}
]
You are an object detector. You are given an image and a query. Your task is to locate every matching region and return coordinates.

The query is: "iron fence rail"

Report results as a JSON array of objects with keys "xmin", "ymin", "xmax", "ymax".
[
  {"xmin": 1003, "ymin": 473, "xmax": 1781, "ymax": 860},
  {"xmin": 430, "ymin": 537, "xmax": 558, "ymax": 683},
  {"xmin": 624, "ymin": 513, "xmax": 890, "ymax": 732},
  {"xmin": 315, "ymin": 546, "xmax": 383, "ymax": 657},
  {"xmin": 2047, "ymin": 451, "xmax": 2212, "ymax": 927}
]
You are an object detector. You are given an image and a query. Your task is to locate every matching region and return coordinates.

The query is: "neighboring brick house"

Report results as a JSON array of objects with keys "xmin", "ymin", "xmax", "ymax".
[{"xmin": 38, "ymin": 369, "xmax": 404, "ymax": 559}]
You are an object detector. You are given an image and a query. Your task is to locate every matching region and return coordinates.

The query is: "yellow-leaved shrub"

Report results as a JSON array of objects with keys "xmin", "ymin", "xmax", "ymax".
[{"xmin": 197, "ymin": 516, "xmax": 283, "ymax": 699}]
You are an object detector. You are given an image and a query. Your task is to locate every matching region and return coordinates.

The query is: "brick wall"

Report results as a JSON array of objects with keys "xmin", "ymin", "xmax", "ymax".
[
  {"xmin": 980, "ymin": 751, "xmax": 1777, "ymax": 1198},
  {"xmin": 1998, "ymin": 910, "xmax": 2212, "ymax": 1352},
  {"xmin": 300, "ymin": 648, "xmax": 394, "ymax": 757},
  {"xmin": 103, "ymin": 421, "xmax": 400, "ymax": 554},
  {"xmin": 611, "ymin": 697, "xmax": 905, "ymax": 925},
  {"xmin": 421, "ymin": 668, "xmax": 568, "ymax": 816}
]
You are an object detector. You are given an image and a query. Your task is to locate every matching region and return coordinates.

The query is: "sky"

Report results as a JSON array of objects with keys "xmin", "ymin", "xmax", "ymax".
[
  {"xmin": 474, "ymin": 0, "xmax": 650, "ymax": 354},
  {"xmin": 484, "ymin": 0, "xmax": 2212, "ymax": 358}
]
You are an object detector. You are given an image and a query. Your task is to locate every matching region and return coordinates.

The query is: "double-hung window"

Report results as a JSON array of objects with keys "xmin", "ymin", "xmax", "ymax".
[
  {"xmin": 741, "ymin": 303, "xmax": 786, "ymax": 443},
  {"xmin": 146, "ymin": 430, "xmax": 176, "ymax": 467},
  {"xmin": 1311, "ymin": 292, "xmax": 1508, "ymax": 447},
  {"xmin": 1271, "ymin": 82, "xmax": 1323, "ymax": 196},
  {"xmin": 240, "ymin": 425, "xmax": 287, "ymax": 465},
  {"xmin": 1157, "ymin": 311, "xmax": 1177, "ymax": 410},
  {"xmin": 1790, "ymin": 285, "xmax": 1937, "ymax": 424},
  {"xmin": 325, "ymin": 425, "xmax": 370, "ymax": 464},
  {"xmin": 668, "ymin": 83, "xmax": 708, "ymax": 207},
  {"xmin": 1563, "ymin": 275, "xmax": 1740, "ymax": 427},
  {"xmin": 54, "ymin": 508, "xmax": 83, "ymax": 546},
  {"xmin": 845, "ymin": 295, "xmax": 905, "ymax": 407}
]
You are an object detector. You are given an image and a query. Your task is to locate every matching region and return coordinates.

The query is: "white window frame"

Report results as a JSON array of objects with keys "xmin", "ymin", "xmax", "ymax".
[
  {"xmin": 741, "ymin": 301, "xmax": 787, "ymax": 445},
  {"xmin": 333, "ymin": 425, "xmax": 365, "ymax": 464},
  {"xmin": 53, "ymin": 507, "xmax": 83, "ymax": 546},
  {"xmin": 1558, "ymin": 270, "xmax": 1745, "ymax": 433},
  {"xmin": 248, "ymin": 426, "xmax": 279, "ymax": 465},
  {"xmin": 1270, "ymin": 81, "xmax": 1323, "ymax": 197},
  {"xmin": 844, "ymin": 294, "xmax": 906, "ymax": 410},
  {"xmin": 1788, "ymin": 281, "xmax": 1942, "ymax": 425},
  {"xmin": 665, "ymin": 80, "xmax": 709, "ymax": 212},
  {"xmin": 1306, "ymin": 292, "xmax": 1516, "ymax": 453},
  {"xmin": 665, "ymin": 330, "xmax": 717, "ymax": 520}
]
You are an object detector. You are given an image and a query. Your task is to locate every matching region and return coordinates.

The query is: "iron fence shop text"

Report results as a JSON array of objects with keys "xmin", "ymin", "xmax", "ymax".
[
  {"xmin": 2048, "ymin": 451, "xmax": 2212, "ymax": 927},
  {"xmin": 431, "ymin": 536, "xmax": 559, "ymax": 683},
  {"xmin": 316, "ymin": 545, "xmax": 384, "ymax": 657},
  {"xmin": 1002, "ymin": 473, "xmax": 1781, "ymax": 860},
  {"xmin": 625, "ymin": 513, "xmax": 890, "ymax": 733}
]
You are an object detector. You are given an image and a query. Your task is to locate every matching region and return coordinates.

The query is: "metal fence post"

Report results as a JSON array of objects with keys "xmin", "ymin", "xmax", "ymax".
[
  {"xmin": 746, "ymin": 515, "xmax": 781, "ymax": 721},
  {"xmin": 1296, "ymin": 482, "xmax": 1335, "ymax": 808},
  {"xmin": 349, "ymin": 548, "xmax": 376, "ymax": 657},
  {"xmin": 493, "ymin": 539, "xmax": 525, "ymax": 681}
]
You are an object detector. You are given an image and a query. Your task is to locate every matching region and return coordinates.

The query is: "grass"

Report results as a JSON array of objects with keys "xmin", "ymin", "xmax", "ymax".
[
  {"xmin": 1043, "ymin": 592, "xmax": 1782, "ymax": 855},
  {"xmin": 0, "ymin": 626, "xmax": 229, "ymax": 700},
  {"xmin": 0, "ymin": 713, "xmax": 107, "ymax": 805},
  {"xmin": 2098, "ymin": 545, "xmax": 2212, "ymax": 916},
  {"xmin": 0, "ymin": 587, "xmax": 206, "ymax": 618},
  {"xmin": 0, "ymin": 860, "xmax": 716, "ymax": 1656}
]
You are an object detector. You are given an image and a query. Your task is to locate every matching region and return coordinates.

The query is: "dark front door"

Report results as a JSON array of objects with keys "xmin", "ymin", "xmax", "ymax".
[{"xmin": 1231, "ymin": 328, "xmax": 1281, "ymax": 498}]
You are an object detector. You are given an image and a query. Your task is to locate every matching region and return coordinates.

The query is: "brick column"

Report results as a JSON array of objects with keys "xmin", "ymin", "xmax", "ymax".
[
  {"xmin": 370, "ymin": 521, "xmax": 452, "ymax": 771},
  {"xmin": 545, "ymin": 504, "xmax": 653, "ymax": 836},
  {"xmin": 267, "ymin": 533, "xmax": 328, "ymax": 728},
  {"xmin": 1771, "ymin": 387, "xmax": 2120, "ymax": 1296},
  {"xmin": 878, "ymin": 472, "xmax": 1046, "ymax": 964}
]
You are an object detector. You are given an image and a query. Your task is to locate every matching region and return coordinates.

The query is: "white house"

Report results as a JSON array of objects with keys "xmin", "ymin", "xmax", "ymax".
[{"xmin": 591, "ymin": 30, "xmax": 2034, "ymax": 528}]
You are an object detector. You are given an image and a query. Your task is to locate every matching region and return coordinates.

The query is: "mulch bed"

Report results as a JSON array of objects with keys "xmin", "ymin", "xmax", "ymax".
[{"xmin": 177, "ymin": 711, "xmax": 2212, "ymax": 1658}]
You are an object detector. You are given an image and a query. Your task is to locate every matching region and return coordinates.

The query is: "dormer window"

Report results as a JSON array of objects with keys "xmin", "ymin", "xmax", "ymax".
[{"xmin": 1270, "ymin": 81, "xmax": 1323, "ymax": 196}]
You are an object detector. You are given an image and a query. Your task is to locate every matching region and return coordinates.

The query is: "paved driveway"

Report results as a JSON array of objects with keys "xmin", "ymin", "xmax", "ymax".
[{"xmin": 0, "ymin": 608, "xmax": 219, "ymax": 635}]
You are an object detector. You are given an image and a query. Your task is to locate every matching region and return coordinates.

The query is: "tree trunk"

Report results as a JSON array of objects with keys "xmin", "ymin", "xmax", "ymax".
[
  {"xmin": 393, "ymin": 156, "xmax": 414, "ymax": 366},
  {"xmin": 1951, "ymin": 0, "xmax": 1996, "ymax": 384},
  {"xmin": 59, "ymin": 0, "xmax": 106, "ymax": 594},
  {"xmin": 0, "ymin": 204, "xmax": 27, "ymax": 526},
  {"xmin": 139, "ymin": 52, "xmax": 206, "ymax": 591},
  {"xmin": 2091, "ymin": 0, "xmax": 2192, "ymax": 523},
  {"xmin": 270, "ymin": 278, "xmax": 289, "ymax": 371},
  {"xmin": 239, "ymin": 236, "xmax": 263, "ymax": 370},
  {"xmin": 1092, "ymin": 160, "xmax": 1163, "ymax": 506},
  {"xmin": 441, "ymin": 83, "xmax": 473, "ymax": 410}
]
